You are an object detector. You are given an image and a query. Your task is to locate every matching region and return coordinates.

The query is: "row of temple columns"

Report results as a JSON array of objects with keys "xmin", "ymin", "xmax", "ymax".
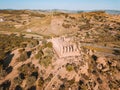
[{"xmin": 62, "ymin": 45, "xmax": 75, "ymax": 53}]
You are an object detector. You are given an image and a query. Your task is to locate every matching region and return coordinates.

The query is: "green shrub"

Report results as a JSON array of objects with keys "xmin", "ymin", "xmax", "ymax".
[
  {"xmin": 18, "ymin": 63, "xmax": 37, "ymax": 76},
  {"xmin": 39, "ymin": 56, "xmax": 52, "ymax": 68},
  {"xmin": 18, "ymin": 51, "xmax": 28, "ymax": 62},
  {"xmin": 0, "ymin": 34, "xmax": 37, "ymax": 61},
  {"xmin": 45, "ymin": 42, "xmax": 53, "ymax": 48},
  {"xmin": 13, "ymin": 77, "xmax": 23, "ymax": 85},
  {"xmin": 35, "ymin": 50, "xmax": 43, "ymax": 59},
  {"xmin": 26, "ymin": 76, "xmax": 36, "ymax": 88},
  {"xmin": 66, "ymin": 63, "xmax": 74, "ymax": 72},
  {"xmin": 38, "ymin": 77, "xmax": 44, "ymax": 87}
]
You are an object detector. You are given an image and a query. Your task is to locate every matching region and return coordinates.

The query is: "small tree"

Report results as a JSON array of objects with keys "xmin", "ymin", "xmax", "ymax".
[
  {"xmin": 18, "ymin": 51, "xmax": 28, "ymax": 62},
  {"xmin": 13, "ymin": 77, "xmax": 23, "ymax": 85},
  {"xmin": 40, "ymin": 56, "xmax": 52, "ymax": 68},
  {"xmin": 46, "ymin": 42, "xmax": 53, "ymax": 48},
  {"xmin": 59, "ymin": 84, "xmax": 65, "ymax": 90},
  {"xmin": 26, "ymin": 76, "xmax": 36, "ymax": 89},
  {"xmin": 66, "ymin": 63, "xmax": 74, "ymax": 72},
  {"xmin": 35, "ymin": 50, "xmax": 43, "ymax": 59},
  {"xmin": 38, "ymin": 77, "xmax": 44, "ymax": 87}
]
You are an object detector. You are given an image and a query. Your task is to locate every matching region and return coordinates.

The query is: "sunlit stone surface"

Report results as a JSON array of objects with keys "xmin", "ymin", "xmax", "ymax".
[{"xmin": 51, "ymin": 37, "xmax": 80, "ymax": 58}]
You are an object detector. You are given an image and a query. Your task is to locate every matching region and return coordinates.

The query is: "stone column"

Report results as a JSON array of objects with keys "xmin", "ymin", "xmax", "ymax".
[
  {"xmin": 64, "ymin": 46, "xmax": 66, "ymax": 53},
  {"xmin": 71, "ymin": 45, "xmax": 74, "ymax": 52},
  {"xmin": 63, "ymin": 46, "xmax": 65, "ymax": 53},
  {"xmin": 68, "ymin": 46, "xmax": 70, "ymax": 52},
  {"xmin": 74, "ymin": 45, "xmax": 77, "ymax": 51},
  {"xmin": 66, "ymin": 46, "xmax": 68, "ymax": 53},
  {"xmin": 69, "ymin": 46, "xmax": 71, "ymax": 52},
  {"xmin": 69, "ymin": 45, "xmax": 72, "ymax": 52},
  {"xmin": 65, "ymin": 46, "xmax": 67, "ymax": 53}
]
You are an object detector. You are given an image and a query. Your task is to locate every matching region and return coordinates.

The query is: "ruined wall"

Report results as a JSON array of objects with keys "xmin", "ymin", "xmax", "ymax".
[{"xmin": 51, "ymin": 37, "xmax": 80, "ymax": 58}]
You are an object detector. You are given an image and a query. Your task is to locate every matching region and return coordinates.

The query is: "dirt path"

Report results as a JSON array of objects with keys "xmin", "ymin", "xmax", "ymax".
[
  {"xmin": 45, "ymin": 64, "xmax": 63, "ymax": 90},
  {"xmin": 44, "ymin": 57, "xmax": 70, "ymax": 90},
  {"xmin": 81, "ymin": 43, "xmax": 120, "ymax": 50},
  {"xmin": 0, "ymin": 30, "xmax": 43, "ymax": 39}
]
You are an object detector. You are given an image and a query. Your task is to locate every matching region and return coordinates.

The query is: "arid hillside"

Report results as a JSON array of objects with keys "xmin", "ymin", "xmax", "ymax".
[
  {"xmin": 0, "ymin": 10, "xmax": 120, "ymax": 90},
  {"xmin": 0, "ymin": 10, "xmax": 120, "ymax": 36}
]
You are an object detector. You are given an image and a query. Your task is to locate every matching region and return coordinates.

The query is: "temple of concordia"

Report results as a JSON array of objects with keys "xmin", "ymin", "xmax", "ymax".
[{"xmin": 51, "ymin": 37, "xmax": 80, "ymax": 58}]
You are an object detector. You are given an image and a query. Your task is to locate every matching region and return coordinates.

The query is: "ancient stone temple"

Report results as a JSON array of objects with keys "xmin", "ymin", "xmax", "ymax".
[{"xmin": 51, "ymin": 37, "xmax": 80, "ymax": 58}]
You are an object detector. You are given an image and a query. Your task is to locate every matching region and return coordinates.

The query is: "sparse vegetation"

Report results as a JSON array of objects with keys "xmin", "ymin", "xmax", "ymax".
[
  {"xmin": 26, "ymin": 76, "xmax": 37, "ymax": 89},
  {"xmin": 13, "ymin": 76, "xmax": 23, "ymax": 85},
  {"xmin": 66, "ymin": 63, "xmax": 74, "ymax": 72},
  {"xmin": 0, "ymin": 34, "xmax": 37, "ymax": 61},
  {"xmin": 35, "ymin": 41, "xmax": 54, "ymax": 67},
  {"xmin": 38, "ymin": 77, "xmax": 44, "ymax": 87},
  {"xmin": 0, "ymin": 10, "xmax": 120, "ymax": 90},
  {"xmin": 17, "ymin": 51, "xmax": 28, "ymax": 62},
  {"xmin": 18, "ymin": 63, "xmax": 38, "ymax": 76}
]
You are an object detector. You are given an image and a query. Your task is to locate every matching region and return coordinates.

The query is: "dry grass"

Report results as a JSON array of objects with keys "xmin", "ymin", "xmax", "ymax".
[{"xmin": 83, "ymin": 45, "xmax": 113, "ymax": 53}]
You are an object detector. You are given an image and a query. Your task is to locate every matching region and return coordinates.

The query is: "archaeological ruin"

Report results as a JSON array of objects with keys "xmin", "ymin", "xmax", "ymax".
[{"xmin": 51, "ymin": 37, "xmax": 80, "ymax": 58}]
